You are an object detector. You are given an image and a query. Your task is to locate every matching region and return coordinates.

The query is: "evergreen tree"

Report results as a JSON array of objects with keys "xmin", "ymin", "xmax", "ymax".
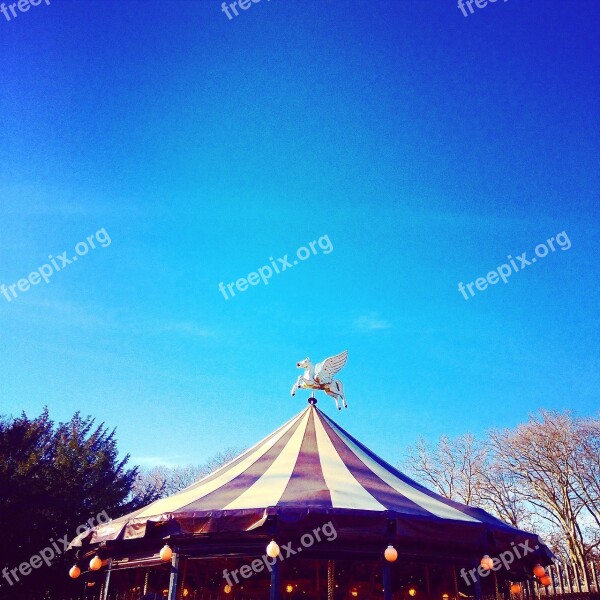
[{"xmin": 0, "ymin": 409, "xmax": 157, "ymax": 598}]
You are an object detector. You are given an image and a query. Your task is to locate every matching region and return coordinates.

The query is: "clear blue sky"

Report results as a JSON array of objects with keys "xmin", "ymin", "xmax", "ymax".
[{"xmin": 0, "ymin": 0, "xmax": 598, "ymax": 469}]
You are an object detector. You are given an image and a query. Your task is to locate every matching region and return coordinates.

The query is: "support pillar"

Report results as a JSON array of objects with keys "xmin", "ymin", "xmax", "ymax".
[
  {"xmin": 316, "ymin": 560, "xmax": 321, "ymax": 600},
  {"xmin": 452, "ymin": 568, "xmax": 459, "ymax": 600},
  {"xmin": 327, "ymin": 560, "xmax": 335, "ymax": 600},
  {"xmin": 473, "ymin": 565, "xmax": 482, "ymax": 600},
  {"xmin": 383, "ymin": 562, "xmax": 392, "ymax": 600},
  {"xmin": 270, "ymin": 557, "xmax": 281, "ymax": 600},
  {"xmin": 167, "ymin": 550, "xmax": 181, "ymax": 600},
  {"xmin": 179, "ymin": 558, "xmax": 188, "ymax": 600},
  {"xmin": 101, "ymin": 560, "xmax": 112, "ymax": 600}
]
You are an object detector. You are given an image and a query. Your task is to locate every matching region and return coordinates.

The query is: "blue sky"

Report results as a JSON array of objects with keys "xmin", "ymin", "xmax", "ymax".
[{"xmin": 0, "ymin": 0, "xmax": 598, "ymax": 469}]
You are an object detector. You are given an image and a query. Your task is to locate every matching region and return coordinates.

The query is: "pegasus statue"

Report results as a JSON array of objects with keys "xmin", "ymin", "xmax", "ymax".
[{"xmin": 290, "ymin": 350, "xmax": 348, "ymax": 410}]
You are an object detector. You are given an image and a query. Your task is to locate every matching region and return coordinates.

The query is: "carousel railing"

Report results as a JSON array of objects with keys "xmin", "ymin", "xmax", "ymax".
[{"xmin": 529, "ymin": 562, "xmax": 600, "ymax": 599}]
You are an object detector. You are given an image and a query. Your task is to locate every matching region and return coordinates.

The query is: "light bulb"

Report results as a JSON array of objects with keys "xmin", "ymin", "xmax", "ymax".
[
  {"xmin": 69, "ymin": 565, "xmax": 81, "ymax": 579},
  {"xmin": 160, "ymin": 544, "xmax": 173, "ymax": 562},
  {"xmin": 533, "ymin": 565, "xmax": 546, "ymax": 578},
  {"xmin": 384, "ymin": 545, "xmax": 398, "ymax": 562},
  {"xmin": 266, "ymin": 540, "xmax": 280, "ymax": 558}
]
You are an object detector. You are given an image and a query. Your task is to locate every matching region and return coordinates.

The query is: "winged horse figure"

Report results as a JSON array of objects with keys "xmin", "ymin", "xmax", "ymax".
[{"xmin": 290, "ymin": 350, "xmax": 348, "ymax": 410}]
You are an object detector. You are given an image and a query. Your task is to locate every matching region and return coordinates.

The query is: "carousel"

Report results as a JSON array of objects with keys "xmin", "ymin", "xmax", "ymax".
[{"xmin": 68, "ymin": 352, "xmax": 553, "ymax": 600}]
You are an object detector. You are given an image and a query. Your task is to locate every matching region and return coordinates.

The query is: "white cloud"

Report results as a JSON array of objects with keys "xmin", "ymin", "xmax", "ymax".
[{"xmin": 354, "ymin": 313, "xmax": 391, "ymax": 332}]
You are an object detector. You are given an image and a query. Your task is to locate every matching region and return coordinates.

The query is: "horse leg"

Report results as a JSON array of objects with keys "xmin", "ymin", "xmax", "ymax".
[
  {"xmin": 335, "ymin": 380, "xmax": 347, "ymax": 408},
  {"xmin": 325, "ymin": 386, "xmax": 341, "ymax": 410},
  {"xmin": 291, "ymin": 376, "xmax": 302, "ymax": 396}
]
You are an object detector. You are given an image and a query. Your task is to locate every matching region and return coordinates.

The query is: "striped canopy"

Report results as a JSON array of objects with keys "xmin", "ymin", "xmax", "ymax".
[{"xmin": 75, "ymin": 402, "xmax": 550, "ymax": 563}]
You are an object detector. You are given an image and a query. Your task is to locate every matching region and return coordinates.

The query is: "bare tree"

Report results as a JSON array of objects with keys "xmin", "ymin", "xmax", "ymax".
[
  {"xmin": 403, "ymin": 411, "xmax": 600, "ymax": 572},
  {"xmin": 132, "ymin": 447, "xmax": 243, "ymax": 500},
  {"xmin": 131, "ymin": 465, "xmax": 168, "ymax": 500},
  {"xmin": 489, "ymin": 411, "xmax": 600, "ymax": 577},
  {"xmin": 477, "ymin": 460, "xmax": 532, "ymax": 529},
  {"xmin": 404, "ymin": 433, "xmax": 487, "ymax": 505},
  {"xmin": 570, "ymin": 418, "xmax": 600, "ymax": 532}
]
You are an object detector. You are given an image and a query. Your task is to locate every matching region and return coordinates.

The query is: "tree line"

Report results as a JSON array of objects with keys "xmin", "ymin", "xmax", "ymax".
[
  {"xmin": 403, "ymin": 410, "xmax": 600, "ymax": 578},
  {"xmin": 0, "ymin": 408, "xmax": 235, "ymax": 599},
  {"xmin": 132, "ymin": 447, "xmax": 242, "ymax": 500}
]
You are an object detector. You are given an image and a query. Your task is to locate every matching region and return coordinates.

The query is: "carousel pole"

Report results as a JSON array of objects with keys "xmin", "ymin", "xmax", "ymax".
[
  {"xmin": 452, "ymin": 568, "xmax": 459, "ymax": 600},
  {"xmin": 143, "ymin": 568, "xmax": 150, "ymax": 594},
  {"xmin": 316, "ymin": 561, "xmax": 321, "ymax": 600},
  {"xmin": 101, "ymin": 559, "xmax": 113, "ymax": 600},
  {"xmin": 167, "ymin": 549, "xmax": 181, "ymax": 600},
  {"xmin": 382, "ymin": 562, "xmax": 392, "ymax": 600},
  {"xmin": 473, "ymin": 562, "xmax": 482, "ymax": 600},
  {"xmin": 178, "ymin": 558, "xmax": 188, "ymax": 600},
  {"xmin": 270, "ymin": 557, "xmax": 281, "ymax": 600},
  {"xmin": 327, "ymin": 560, "xmax": 335, "ymax": 600}
]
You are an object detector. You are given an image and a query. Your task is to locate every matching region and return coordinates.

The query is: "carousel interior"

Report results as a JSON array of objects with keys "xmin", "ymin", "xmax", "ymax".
[{"xmin": 80, "ymin": 555, "xmax": 509, "ymax": 600}]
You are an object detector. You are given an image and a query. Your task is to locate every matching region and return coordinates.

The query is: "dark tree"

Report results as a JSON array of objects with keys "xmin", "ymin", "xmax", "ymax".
[{"xmin": 0, "ymin": 409, "xmax": 155, "ymax": 599}]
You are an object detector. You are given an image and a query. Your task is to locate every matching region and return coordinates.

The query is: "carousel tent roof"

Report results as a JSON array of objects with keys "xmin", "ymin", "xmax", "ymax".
[{"xmin": 75, "ymin": 402, "xmax": 550, "ymax": 561}]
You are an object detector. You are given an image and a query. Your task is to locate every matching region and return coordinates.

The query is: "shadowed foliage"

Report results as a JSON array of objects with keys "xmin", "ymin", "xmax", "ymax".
[{"xmin": 0, "ymin": 409, "xmax": 159, "ymax": 599}]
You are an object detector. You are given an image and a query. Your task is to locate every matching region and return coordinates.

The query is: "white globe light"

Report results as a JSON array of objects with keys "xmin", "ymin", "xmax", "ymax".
[
  {"xmin": 69, "ymin": 565, "xmax": 81, "ymax": 579},
  {"xmin": 266, "ymin": 540, "xmax": 280, "ymax": 558},
  {"xmin": 160, "ymin": 544, "xmax": 173, "ymax": 562},
  {"xmin": 481, "ymin": 555, "xmax": 494, "ymax": 570},
  {"xmin": 384, "ymin": 545, "xmax": 398, "ymax": 562}
]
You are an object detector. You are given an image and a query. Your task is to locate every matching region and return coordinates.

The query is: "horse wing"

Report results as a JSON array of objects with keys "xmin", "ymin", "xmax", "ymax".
[{"xmin": 314, "ymin": 350, "xmax": 348, "ymax": 384}]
